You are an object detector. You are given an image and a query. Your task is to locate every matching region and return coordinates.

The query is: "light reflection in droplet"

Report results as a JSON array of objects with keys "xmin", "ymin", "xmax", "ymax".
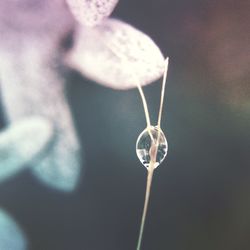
[{"xmin": 136, "ymin": 126, "xmax": 168, "ymax": 169}]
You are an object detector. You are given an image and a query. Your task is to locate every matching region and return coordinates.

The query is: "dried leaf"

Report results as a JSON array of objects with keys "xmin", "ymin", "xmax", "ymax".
[
  {"xmin": 0, "ymin": 117, "xmax": 53, "ymax": 182},
  {"xmin": 0, "ymin": 209, "xmax": 27, "ymax": 250},
  {"xmin": 66, "ymin": 0, "xmax": 119, "ymax": 26},
  {"xmin": 67, "ymin": 18, "xmax": 165, "ymax": 89}
]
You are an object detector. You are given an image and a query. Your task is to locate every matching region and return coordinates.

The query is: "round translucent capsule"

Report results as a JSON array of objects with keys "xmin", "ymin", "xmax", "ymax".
[{"xmin": 136, "ymin": 126, "xmax": 168, "ymax": 169}]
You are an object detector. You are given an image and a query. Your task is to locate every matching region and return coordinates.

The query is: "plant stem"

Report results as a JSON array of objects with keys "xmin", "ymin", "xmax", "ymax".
[
  {"xmin": 157, "ymin": 58, "xmax": 169, "ymax": 128},
  {"xmin": 136, "ymin": 164, "xmax": 154, "ymax": 250},
  {"xmin": 137, "ymin": 83, "xmax": 151, "ymax": 129},
  {"xmin": 136, "ymin": 58, "xmax": 169, "ymax": 249}
]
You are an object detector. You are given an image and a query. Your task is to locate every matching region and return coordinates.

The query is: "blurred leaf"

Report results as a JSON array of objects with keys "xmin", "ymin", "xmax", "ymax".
[
  {"xmin": 67, "ymin": 18, "xmax": 165, "ymax": 89},
  {"xmin": 0, "ymin": 117, "xmax": 53, "ymax": 182},
  {"xmin": 66, "ymin": 0, "xmax": 119, "ymax": 27},
  {"xmin": 0, "ymin": 0, "xmax": 82, "ymax": 192},
  {"xmin": 0, "ymin": 209, "xmax": 27, "ymax": 250}
]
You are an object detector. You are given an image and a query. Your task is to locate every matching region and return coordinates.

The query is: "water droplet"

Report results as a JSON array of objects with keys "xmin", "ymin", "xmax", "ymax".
[{"xmin": 136, "ymin": 126, "xmax": 168, "ymax": 169}]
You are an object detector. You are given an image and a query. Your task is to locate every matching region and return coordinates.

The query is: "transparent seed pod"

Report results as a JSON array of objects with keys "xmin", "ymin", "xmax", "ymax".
[{"xmin": 136, "ymin": 126, "xmax": 168, "ymax": 169}]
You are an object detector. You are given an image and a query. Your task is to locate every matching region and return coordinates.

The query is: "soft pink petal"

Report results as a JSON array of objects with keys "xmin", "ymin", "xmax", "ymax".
[
  {"xmin": 67, "ymin": 18, "xmax": 165, "ymax": 89},
  {"xmin": 0, "ymin": 0, "xmax": 81, "ymax": 192},
  {"xmin": 0, "ymin": 117, "xmax": 53, "ymax": 182},
  {"xmin": 66, "ymin": 0, "xmax": 119, "ymax": 27}
]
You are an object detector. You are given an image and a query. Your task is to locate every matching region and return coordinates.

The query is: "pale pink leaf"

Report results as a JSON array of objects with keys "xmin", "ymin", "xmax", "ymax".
[
  {"xmin": 67, "ymin": 18, "xmax": 165, "ymax": 89},
  {"xmin": 66, "ymin": 0, "xmax": 119, "ymax": 27}
]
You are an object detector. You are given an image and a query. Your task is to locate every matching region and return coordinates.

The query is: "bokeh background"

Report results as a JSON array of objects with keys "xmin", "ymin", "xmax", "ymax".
[{"xmin": 0, "ymin": 0, "xmax": 250, "ymax": 249}]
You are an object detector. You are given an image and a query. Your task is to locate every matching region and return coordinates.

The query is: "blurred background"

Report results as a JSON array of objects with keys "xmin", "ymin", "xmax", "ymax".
[{"xmin": 0, "ymin": 0, "xmax": 250, "ymax": 249}]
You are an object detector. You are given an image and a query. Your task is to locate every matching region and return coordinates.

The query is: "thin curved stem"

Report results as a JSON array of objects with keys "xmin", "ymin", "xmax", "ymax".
[
  {"xmin": 137, "ymin": 83, "xmax": 151, "ymax": 128},
  {"xmin": 136, "ymin": 162, "xmax": 154, "ymax": 250},
  {"xmin": 157, "ymin": 58, "xmax": 169, "ymax": 128},
  {"xmin": 137, "ymin": 83, "xmax": 154, "ymax": 142},
  {"xmin": 137, "ymin": 136, "xmax": 158, "ymax": 250},
  {"xmin": 136, "ymin": 58, "xmax": 169, "ymax": 250}
]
